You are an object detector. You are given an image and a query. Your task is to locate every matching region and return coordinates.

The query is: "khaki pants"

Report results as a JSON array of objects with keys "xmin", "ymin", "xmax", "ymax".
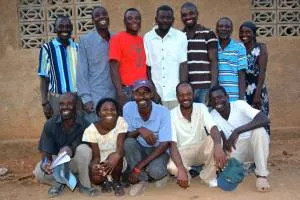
[
  {"xmin": 230, "ymin": 127, "xmax": 269, "ymax": 177},
  {"xmin": 167, "ymin": 136, "xmax": 216, "ymax": 184},
  {"xmin": 34, "ymin": 144, "xmax": 92, "ymax": 188}
]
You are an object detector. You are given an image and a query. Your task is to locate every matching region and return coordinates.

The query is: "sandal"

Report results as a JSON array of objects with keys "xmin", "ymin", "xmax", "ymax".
[
  {"xmin": 78, "ymin": 185, "xmax": 100, "ymax": 197},
  {"xmin": 256, "ymin": 177, "xmax": 270, "ymax": 192},
  {"xmin": 101, "ymin": 180, "xmax": 112, "ymax": 193},
  {"xmin": 112, "ymin": 181, "xmax": 125, "ymax": 196},
  {"xmin": 48, "ymin": 184, "xmax": 65, "ymax": 198}
]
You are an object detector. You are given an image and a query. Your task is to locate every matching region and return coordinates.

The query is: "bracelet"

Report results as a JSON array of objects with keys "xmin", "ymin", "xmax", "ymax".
[{"xmin": 133, "ymin": 167, "xmax": 141, "ymax": 175}]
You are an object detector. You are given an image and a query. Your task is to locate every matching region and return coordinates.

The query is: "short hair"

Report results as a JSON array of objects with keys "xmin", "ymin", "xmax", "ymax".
[
  {"xmin": 156, "ymin": 5, "xmax": 174, "ymax": 16},
  {"xmin": 181, "ymin": 2, "xmax": 198, "ymax": 13},
  {"xmin": 59, "ymin": 92, "xmax": 76, "ymax": 104},
  {"xmin": 216, "ymin": 17, "xmax": 233, "ymax": 27},
  {"xmin": 54, "ymin": 15, "xmax": 72, "ymax": 32},
  {"xmin": 91, "ymin": 6, "xmax": 107, "ymax": 18},
  {"xmin": 123, "ymin": 8, "xmax": 141, "ymax": 21},
  {"xmin": 176, "ymin": 81, "xmax": 194, "ymax": 94},
  {"xmin": 95, "ymin": 98, "xmax": 120, "ymax": 117},
  {"xmin": 208, "ymin": 85, "xmax": 228, "ymax": 106}
]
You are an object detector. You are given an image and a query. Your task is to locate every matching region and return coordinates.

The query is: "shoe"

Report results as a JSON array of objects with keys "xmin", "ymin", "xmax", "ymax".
[
  {"xmin": 129, "ymin": 181, "xmax": 148, "ymax": 196},
  {"xmin": 208, "ymin": 178, "xmax": 218, "ymax": 188},
  {"xmin": 78, "ymin": 185, "xmax": 100, "ymax": 197},
  {"xmin": 101, "ymin": 180, "xmax": 112, "ymax": 193},
  {"xmin": 155, "ymin": 175, "xmax": 169, "ymax": 188},
  {"xmin": 112, "ymin": 181, "xmax": 125, "ymax": 196},
  {"xmin": 48, "ymin": 183, "xmax": 65, "ymax": 198},
  {"xmin": 256, "ymin": 177, "xmax": 270, "ymax": 192}
]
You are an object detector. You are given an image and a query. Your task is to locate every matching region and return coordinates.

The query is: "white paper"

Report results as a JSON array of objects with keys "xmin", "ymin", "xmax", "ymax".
[{"xmin": 50, "ymin": 151, "xmax": 71, "ymax": 169}]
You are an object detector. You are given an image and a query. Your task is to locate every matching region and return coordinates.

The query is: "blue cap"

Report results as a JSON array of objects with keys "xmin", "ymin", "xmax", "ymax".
[{"xmin": 132, "ymin": 80, "xmax": 153, "ymax": 92}]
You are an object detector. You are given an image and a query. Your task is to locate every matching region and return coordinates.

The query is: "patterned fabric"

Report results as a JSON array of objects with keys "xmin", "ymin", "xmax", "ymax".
[
  {"xmin": 82, "ymin": 117, "xmax": 128, "ymax": 161},
  {"xmin": 38, "ymin": 38, "xmax": 78, "ymax": 94},
  {"xmin": 217, "ymin": 39, "xmax": 248, "ymax": 102},
  {"xmin": 245, "ymin": 43, "xmax": 270, "ymax": 134}
]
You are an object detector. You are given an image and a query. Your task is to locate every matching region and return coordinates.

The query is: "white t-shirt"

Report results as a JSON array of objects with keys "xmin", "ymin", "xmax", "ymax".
[
  {"xmin": 171, "ymin": 103, "xmax": 216, "ymax": 147},
  {"xmin": 82, "ymin": 117, "xmax": 128, "ymax": 161},
  {"xmin": 210, "ymin": 100, "xmax": 260, "ymax": 139},
  {"xmin": 144, "ymin": 27, "xmax": 188, "ymax": 101}
]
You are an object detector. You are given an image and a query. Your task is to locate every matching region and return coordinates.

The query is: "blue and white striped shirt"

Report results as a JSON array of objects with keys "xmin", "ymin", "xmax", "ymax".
[
  {"xmin": 217, "ymin": 39, "xmax": 247, "ymax": 101},
  {"xmin": 38, "ymin": 38, "xmax": 78, "ymax": 94}
]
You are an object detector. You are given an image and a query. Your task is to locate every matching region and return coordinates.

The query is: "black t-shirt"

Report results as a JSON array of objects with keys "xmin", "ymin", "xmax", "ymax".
[{"xmin": 38, "ymin": 114, "xmax": 90, "ymax": 155}]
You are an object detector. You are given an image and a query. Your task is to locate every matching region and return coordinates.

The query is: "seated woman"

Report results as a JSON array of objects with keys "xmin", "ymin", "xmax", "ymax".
[{"xmin": 82, "ymin": 98, "xmax": 127, "ymax": 196}]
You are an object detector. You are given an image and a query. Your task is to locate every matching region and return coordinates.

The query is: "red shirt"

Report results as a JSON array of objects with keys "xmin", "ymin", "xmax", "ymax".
[{"xmin": 109, "ymin": 31, "xmax": 147, "ymax": 85}]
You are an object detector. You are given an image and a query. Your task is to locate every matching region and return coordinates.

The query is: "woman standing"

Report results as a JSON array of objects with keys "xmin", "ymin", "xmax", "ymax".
[{"xmin": 239, "ymin": 21, "xmax": 270, "ymax": 134}]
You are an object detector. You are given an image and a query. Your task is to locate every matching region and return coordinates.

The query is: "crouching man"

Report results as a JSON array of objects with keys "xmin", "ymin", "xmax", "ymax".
[{"xmin": 34, "ymin": 93, "xmax": 99, "ymax": 197}]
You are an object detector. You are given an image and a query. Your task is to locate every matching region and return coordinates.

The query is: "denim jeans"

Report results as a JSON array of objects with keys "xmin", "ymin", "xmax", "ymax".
[{"xmin": 193, "ymin": 88, "xmax": 209, "ymax": 104}]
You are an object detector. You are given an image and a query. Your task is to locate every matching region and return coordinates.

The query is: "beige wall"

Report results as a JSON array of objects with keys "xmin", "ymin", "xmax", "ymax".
[{"xmin": 0, "ymin": 0, "xmax": 299, "ymax": 140}]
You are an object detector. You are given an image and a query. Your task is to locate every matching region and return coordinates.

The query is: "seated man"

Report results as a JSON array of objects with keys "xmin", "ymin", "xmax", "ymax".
[
  {"xmin": 123, "ymin": 80, "xmax": 172, "ymax": 196},
  {"xmin": 168, "ymin": 82, "xmax": 227, "ymax": 187},
  {"xmin": 209, "ymin": 85, "xmax": 270, "ymax": 192},
  {"xmin": 33, "ymin": 93, "xmax": 99, "ymax": 197}
]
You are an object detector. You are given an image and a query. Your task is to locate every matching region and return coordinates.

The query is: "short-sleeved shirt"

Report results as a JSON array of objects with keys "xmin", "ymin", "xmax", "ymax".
[
  {"xmin": 109, "ymin": 31, "xmax": 147, "ymax": 86},
  {"xmin": 144, "ymin": 27, "xmax": 188, "ymax": 101},
  {"xmin": 217, "ymin": 39, "xmax": 248, "ymax": 101},
  {"xmin": 38, "ymin": 114, "xmax": 90, "ymax": 155},
  {"xmin": 38, "ymin": 38, "xmax": 78, "ymax": 94},
  {"xmin": 123, "ymin": 101, "xmax": 172, "ymax": 147},
  {"xmin": 210, "ymin": 100, "xmax": 260, "ymax": 140},
  {"xmin": 184, "ymin": 24, "xmax": 218, "ymax": 89},
  {"xmin": 82, "ymin": 117, "xmax": 128, "ymax": 161},
  {"xmin": 171, "ymin": 103, "xmax": 216, "ymax": 147}
]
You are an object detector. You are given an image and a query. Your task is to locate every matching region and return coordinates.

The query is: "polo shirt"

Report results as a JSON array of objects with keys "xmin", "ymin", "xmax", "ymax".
[
  {"xmin": 171, "ymin": 103, "xmax": 216, "ymax": 147},
  {"xmin": 144, "ymin": 27, "xmax": 188, "ymax": 101},
  {"xmin": 217, "ymin": 39, "xmax": 248, "ymax": 101},
  {"xmin": 210, "ymin": 100, "xmax": 260, "ymax": 140},
  {"xmin": 38, "ymin": 114, "xmax": 90, "ymax": 155},
  {"xmin": 184, "ymin": 24, "xmax": 218, "ymax": 89},
  {"xmin": 38, "ymin": 38, "xmax": 78, "ymax": 94},
  {"xmin": 109, "ymin": 31, "xmax": 147, "ymax": 86},
  {"xmin": 123, "ymin": 101, "xmax": 172, "ymax": 148}
]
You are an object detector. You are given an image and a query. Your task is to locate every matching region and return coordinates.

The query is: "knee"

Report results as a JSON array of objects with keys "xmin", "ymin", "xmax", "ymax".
[
  {"xmin": 148, "ymin": 165, "xmax": 167, "ymax": 180},
  {"xmin": 74, "ymin": 144, "xmax": 92, "ymax": 161},
  {"xmin": 252, "ymin": 128, "xmax": 269, "ymax": 141},
  {"xmin": 33, "ymin": 161, "xmax": 43, "ymax": 182},
  {"xmin": 124, "ymin": 138, "xmax": 138, "ymax": 152}
]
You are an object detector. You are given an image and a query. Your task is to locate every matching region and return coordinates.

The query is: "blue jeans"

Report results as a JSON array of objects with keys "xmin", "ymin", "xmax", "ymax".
[{"xmin": 193, "ymin": 88, "xmax": 209, "ymax": 104}]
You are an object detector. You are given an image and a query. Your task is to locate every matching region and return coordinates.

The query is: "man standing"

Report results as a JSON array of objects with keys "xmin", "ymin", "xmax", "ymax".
[
  {"xmin": 216, "ymin": 17, "xmax": 248, "ymax": 102},
  {"xmin": 180, "ymin": 2, "xmax": 218, "ymax": 104},
  {"xmin": 38, "ymin": 16, "xmax": 80, "ymax": 119},
  {"xmin": 209, "ymin": 85, "xmax": 271, "ymax": 192},
  {"xmin": 168, "ymin": 82, "xmax": 227, "ymax": 187},
  {"xmin": 109, "ymin": 8, "xmax": 147, "ymax": 108},
  {"xmin": 77, "ymin": 6, "xmax": 115, "ymax": 123},
  {"xmin": 33, "ymin": 93, "xmax": 99, "ymax": 197},
  {"xmin": 144, "ymin": 5, "xmax": 188, "ymax": 110},
  {"xmin": 123, "ymin": 80, "xmax": 172, "ymax": 196}
]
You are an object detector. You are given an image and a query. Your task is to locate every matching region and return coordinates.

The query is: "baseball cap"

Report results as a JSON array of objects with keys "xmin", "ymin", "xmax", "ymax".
[
  {"xmin": 132, "ymin": 80, "xmax": 153, "ymax": 92},
  {"xmin": 217, "ymin": 157, "xmax": 245, "ymax": 191}
]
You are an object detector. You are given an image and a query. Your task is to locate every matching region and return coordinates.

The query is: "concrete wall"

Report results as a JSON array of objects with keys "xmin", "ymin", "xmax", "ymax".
[{"xmin": 0, "ymin": 0, "xmax": 299, "ymax": 140}]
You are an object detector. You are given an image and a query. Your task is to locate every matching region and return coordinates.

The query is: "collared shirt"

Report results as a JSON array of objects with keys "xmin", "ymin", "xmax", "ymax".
[
  {"xmin": 144, "ymin": 27, "xmax": 188, "ymax": 101},
  {"xmin": 77, "ymin": 29, "xmax": 116, "ymax": 106},
  {"xmin": 38, "ymin": 114, "xmax": 90, "ymax": 155},
  {"xmin": 184, "ymin": 24, "xmax": 218, "ymax": 89},
  {"xmin": 38, "ymin": 38, "xmax": 78, "ymax": 94},
  {"xmin": 210, "ymin": 100, "xmax": 260, "ymax": 140},
  {"xmin": 171, "ymin": 103, "xmax": 216, "ymax": 147},
  {"xmin": 217, "ymin": 39, "xmax": 248, "ymax": 102},
  {"xmin": 123, "ymin": 101, "xmax": 172, "ymax": 148}
]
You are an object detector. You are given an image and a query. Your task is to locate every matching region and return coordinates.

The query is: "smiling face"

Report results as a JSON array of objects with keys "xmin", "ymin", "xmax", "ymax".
[
  {"xmin": 133, "ymin": 86, "xmax": 153, "ymax": 110},
  {"xmin": 155, "ymin": 10, "xmax": 174, "ymax": 33},
  {"xmin": 59, "ymin": 93, "xmax": 76, "ymax": 120},
  {"xmin": 210, "ymin": 89, "xmax": 229, "ymax": 114},
  {"xmin": 124, "ymin": 10, "xmax": 141, "ymax": 35},
  {"xmin": 216, "ymin": 18, "xmax": 233, "ymax": 40},
  {"xmin": 239, "ymin": 26, "xmax": 254, "ymax": 45},
  {"xmin": 177, "ymin": 83, "xmax": 193, "ymax": 109},
  {"xmin": 92, "ymin": 7, "xmax": 109, "ymax": 31},
  {"xmin": 98, "ymin": 101, "xmax": 118, "ymax": 124},
  {"xmin": 180, "ymin": 6, "xmax": 198, "ymax": 28},
  {"xmin": 55, "ymin": 17, "xmax": 72, "ymax": 43}
]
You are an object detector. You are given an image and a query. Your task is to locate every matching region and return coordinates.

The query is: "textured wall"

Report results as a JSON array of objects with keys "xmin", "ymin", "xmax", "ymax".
[{"xmin": 0, "ymin": 0, "xmax": 299, "ymax": 140}]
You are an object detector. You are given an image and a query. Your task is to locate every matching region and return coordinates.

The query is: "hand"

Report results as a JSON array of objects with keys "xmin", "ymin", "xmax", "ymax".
[
  {"xmin": 117, "ymin": 92, "xmax": 128, "ymax": 109},
  {"xmin": 41, "ymin": 159, "xmax": 53, "ymax": 175},
  {"xmin": 128, "ymin": 169, "xmax": 140, "ymax": 184},
  {"xmin": 42, "ymin": 103, "xmax": 53, "ymax": 119},
  {"xmin": 152, "ymin": 91, "xmax": 162, "ymax": 104},
  {"xmin": 99, "ymin": 161, "xmax": 113, "ymax": 176},
  {"xmin": 59, "ymin": 146, "xmax": 73, "ymax": 157},
  {"xmin": 252, "ymin": 92, "xmax": 261, "ymax": 109},
  {"xmin": 83, "ymin": 101, "xmax": 94, "ymax": 113},
  {"xmin": 222, "ymin": 139, "xmax": 231, "ymax": 152},
  {"xmin": 227, "ymin": 130, "xmax": 240, "ymax": 151},
  {"xmin": 177, "ymin": 167, "xmax": 189, "ymax": 189},
  {"xmin": 105, "ymin": 152, "xmax": 121, "ymax": 171},
  {"xmin": 91, "ymin": 163, "xmax": 103, "ymax": 176},
  {"xmin": 138, "ymin": 127, "xmax": 157, "ymax": 145},
  {"xmin": 213, "ymin": 144, "xmax": 227, "ymax": 169}
]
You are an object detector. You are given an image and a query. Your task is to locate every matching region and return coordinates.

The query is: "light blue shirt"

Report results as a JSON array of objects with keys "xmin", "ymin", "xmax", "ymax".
[{"xmin": 123, "ymin": 101, "xmax": 172, "ymax": 147}]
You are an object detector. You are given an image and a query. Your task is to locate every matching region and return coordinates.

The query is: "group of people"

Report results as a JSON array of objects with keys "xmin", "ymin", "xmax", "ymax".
[{"xmin": 34, "ymin": 2, "xmax": 271, "ymax": 198}]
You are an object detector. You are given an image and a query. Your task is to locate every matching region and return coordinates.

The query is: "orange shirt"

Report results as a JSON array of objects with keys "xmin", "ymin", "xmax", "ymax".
[{"xmin": 109, "ymin": 31, "xmax": 147, "ymax": 86}]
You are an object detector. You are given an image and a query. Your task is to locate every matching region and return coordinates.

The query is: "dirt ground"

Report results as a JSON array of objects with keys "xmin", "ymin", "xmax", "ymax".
[{"xmin": 0, "ymin": 130, "xmax": 300, "ymax": 200}]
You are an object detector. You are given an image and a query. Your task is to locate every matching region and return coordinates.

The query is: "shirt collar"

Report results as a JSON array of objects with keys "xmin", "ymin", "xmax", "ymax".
[
  {"xmin": 175, "ymin": 104, "xmax": 194, "ymax": 122},
  {"xmin": 92, "ymin": 28, "xmax": 112, "ymax": 42},
  {"xmin": 150, "ymin": 26, "xmax": 176, "ymax": 40},
  {"xmin": 52, "ymin": 37, "xmax": 74, "ymax": 47},
  {"xmin": 133, "ymin": 102, "xmax": 156, "ymax": 122}
]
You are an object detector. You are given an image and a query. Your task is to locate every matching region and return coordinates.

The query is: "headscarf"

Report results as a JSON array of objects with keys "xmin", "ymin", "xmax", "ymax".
[{"xmin": 239, "ymin": 21, "xmax": 257, "ymax": 42}]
